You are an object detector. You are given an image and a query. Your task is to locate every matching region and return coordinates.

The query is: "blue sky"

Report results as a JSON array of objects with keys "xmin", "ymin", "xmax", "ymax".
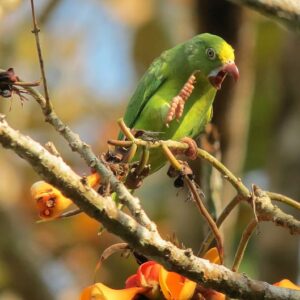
[{"xmin": 48, "ymin": 0, "xmax": 136, "ymax": 101}]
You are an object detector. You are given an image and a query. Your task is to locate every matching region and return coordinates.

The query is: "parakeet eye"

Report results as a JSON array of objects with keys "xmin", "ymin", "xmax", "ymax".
[{"xmin": 206, "ymin": 48, "xmax": 216, "ymax": 60}]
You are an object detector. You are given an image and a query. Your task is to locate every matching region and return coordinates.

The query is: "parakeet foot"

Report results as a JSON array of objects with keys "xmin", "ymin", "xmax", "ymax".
[
  {"xmin": 165, "ymin": 73, "xmax": 197, "ymax": 126},
  {"xmin": 181, "ymin": 137, "xmax": 198, "ymax": 160}
]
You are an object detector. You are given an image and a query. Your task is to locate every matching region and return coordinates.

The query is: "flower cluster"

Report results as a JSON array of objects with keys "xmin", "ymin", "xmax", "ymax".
[
  {"xmin": 80, "ymin": 248, "xmax": 225, "ymax": 300},
  {"xmin": 81, "ymin": 260, "xmax": 196, "ymax": 300},
  {"xmin": 80, "ymin": 246, "xmax": 300, "ymax": 300}
]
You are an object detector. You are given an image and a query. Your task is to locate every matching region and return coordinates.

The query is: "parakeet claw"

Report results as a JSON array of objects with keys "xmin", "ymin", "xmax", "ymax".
[
  {"xmin": 181, "ymin": 137, "xmax": 198, "ymax": 160},
  {"xmin": 165, "ymin": 73, "xmax": 197, "ymax": 126}
]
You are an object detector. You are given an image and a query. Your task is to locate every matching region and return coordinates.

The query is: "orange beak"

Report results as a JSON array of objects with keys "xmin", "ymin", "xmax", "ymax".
[{"xmin": 208, "ymin": 63, "xmax": 239, "ymax": 90}]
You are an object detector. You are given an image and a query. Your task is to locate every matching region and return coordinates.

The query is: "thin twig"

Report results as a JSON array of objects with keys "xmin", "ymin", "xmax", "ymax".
[
  {"xmin": 117, "ymin": 118, "xmax": 135, "ymax": 141},
  {"xmin": 184, "ymin": 177, "xmax": 224, "ymax": 264},
  {"xmin": 108, "ymin": 139, "xmax": 133, "ymax": 147},
  {"xmin": 123, "ymin": 143, "xmax": 138, "ymax": 163},
  {"xmin": 250, "ymin": 184, "xmax": 259, "ymax": 223},
  {"xmin": 116, "ymin": 119, "xmax": 145, "ymax": 164},
  {"xmin": 109, "ymin": 133, "xmax": 300, "ymax": 236},
  {"xmin": 36, "ymin": 208, "xmax": 82, "ymax": 223},
  {"xmin": 232, "ymin": 218, "xmax": 258, "ymax": 272},
  {"xmin": 197, "ymin": 148, "xmax": 250, "ymax": 198},
  {"xmin": 161, "ymin": 144, "xmax": 224, "ymax": 257},
  {"xmin": 13, "ymin": 81, "xmax": 40, "ymax": 87},
  {"xmin": 266, "ymin": 191, "xmax": 300, "ymax": 211},
  {"xmin": 160, "ymin": 142, "xmax": 224, "ymax": 260},
  {"xmin": 109, "ymin": 135, "xmax": 251, "ymax": 198},
  {"xmin": 30, "ymin": 0, "xmax": 52, "ymax": 113},
  {"xmin": 161, "ymin": 144, "xmax": 182, "ymax": 171},
  {"xmin": 22, "ymin": 88, "xmax": 155, "ymax": 230},
  {"xmin": 199, "ymin": 195, "xmax": 242, "ymax": 256},
  {"xmin": 136, "ymin": 145, "xmax": 150, "ymax": 175},
  {"xmin": 94, "ymin": 243, "xmax": 129, "ymax": 282},
  {"xmin": 58, "ymin": 208, "xmax": 82, "ymax": 218}
]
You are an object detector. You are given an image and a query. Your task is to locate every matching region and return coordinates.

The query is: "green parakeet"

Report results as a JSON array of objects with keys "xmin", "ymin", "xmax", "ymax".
[
  {"xmin": 120, "ymin": 33, "xmax": 239, "ymax": 173},
  {"xmin": 30, "ymin": 33, "xmax": 239, "ymax": 213}
]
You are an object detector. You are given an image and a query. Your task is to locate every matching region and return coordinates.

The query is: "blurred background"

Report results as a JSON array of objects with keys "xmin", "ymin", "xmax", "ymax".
[{"xmin": 0, "ymin": 0, "xmax": 299, "ymax": 299}]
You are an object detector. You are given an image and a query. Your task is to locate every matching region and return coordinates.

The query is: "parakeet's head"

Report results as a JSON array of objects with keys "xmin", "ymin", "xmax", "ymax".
[{"xmin": 185, "ymin": 33, "xmax": 239, "ymax": 89}]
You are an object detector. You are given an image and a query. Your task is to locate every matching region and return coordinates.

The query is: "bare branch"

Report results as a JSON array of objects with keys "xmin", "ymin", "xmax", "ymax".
[
  {"xmin": 253, "ymin": 186, "xmax": 300, "ymax": 234},
  {"xmin": 267, "ymin": 191, "xmax": 300, "ymax": 211},
  {"xmin": 109, "ymin": 137, "xmax": 251, "ymax": 197},
  {"xmin": 232, "ymin": 218, "xmax": 258, "ymax": 272},
  {"xmin": 30, "ymin": 0, "xmax": 52, "ymax": 113},
  {"xmin": 108, "ymin": 135, "xmax": 300, "ymax": 235},
  {"xmin": 23, "ymin": 86, "xmax": 155, "ymax": 231},
  {"xmin": 228, "ymin": 0, "xmax": 300, "ymax": 30},
  {"xmin": 184, "ymin": 176, "xmax": 224, "ymax": 264},
  {"xmin": 0, "ymin": 116, "xmax": 299, "ymax": 299},
  {"xmin": 199, "ymin": 195, "xmax": 242, "ymax": 256}
]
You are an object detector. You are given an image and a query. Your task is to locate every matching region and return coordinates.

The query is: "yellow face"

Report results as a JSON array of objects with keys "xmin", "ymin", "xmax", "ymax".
[
  {"xmin": 185, "ymin": 33, "xmax": 238, "ymax": 89},
  {"xmin": 218, "ymin": 42, "xmax": 235, "ymax": 64}
]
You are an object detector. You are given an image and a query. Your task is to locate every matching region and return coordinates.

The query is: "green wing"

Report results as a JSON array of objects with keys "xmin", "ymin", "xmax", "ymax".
[{"xmin": 119, "ymin": 52, "xmax": 169, "ymax": 139}]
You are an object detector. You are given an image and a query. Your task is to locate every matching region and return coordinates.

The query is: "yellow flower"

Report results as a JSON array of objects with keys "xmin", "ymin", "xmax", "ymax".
[
  {"xmin": 80, "ymin": 283, "xmax": 147, "ymax": 300},
  {"xmin": 273, "ymin": 279, "xmax": 300, "ymax": 290}
]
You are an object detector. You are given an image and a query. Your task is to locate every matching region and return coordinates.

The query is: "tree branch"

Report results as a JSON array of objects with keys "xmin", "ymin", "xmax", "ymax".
[
  {"xmin": 228, "ymin": 0, "xmax": 300, "ymax": 30},
  {"xmin": 30, "ymin": 0, "xmax": 52, "ymax": 113},
  {"xmin": 266, "ymin": 191, "xmax": 300, "ymax": 211},
  {"xmin": 0, "ymin": 115, "xmax": 299, "ymax": 299},
  {"xmin": 253, "ymin": 186, "xmax": 300, "ymax": 234},
  {"xmin": 21, "ymin": 86, "xmax": 156, "ymax": 231},
  {"xmin": 108, "ymin": 136, "xmax": 300, "ymax": 235}
]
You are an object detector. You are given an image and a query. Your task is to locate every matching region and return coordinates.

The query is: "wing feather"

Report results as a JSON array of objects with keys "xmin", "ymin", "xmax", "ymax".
[{"xmin": 119, "ymin": 53, "xmax": 169, "ymax": 139}]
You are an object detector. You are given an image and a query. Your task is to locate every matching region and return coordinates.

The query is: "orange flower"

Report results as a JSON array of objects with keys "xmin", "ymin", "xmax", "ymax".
[
  {"xmin": 86, "ymin": 172, "xmax": 101, "ymax": 187},
  {"xmin": 80, "ymin": 252, "xmax": 300, "ymax": 300},
  {"xmin": 125, "ymin": 261, "xmax": 162, "ymax": 299},
  {"xmin": 197, "ymin": 247, "xmax": 225, "ymax": 300},
  {"xmin": 31, "ymin": 173, "xmax": 101, "ymax": 219},
  {"xmin": 202, "ymin": 247, "xmax": 221, "ymax": 265},
  {"xmin": 273, "ymin": 279, "xmax": 300, "ymax": 291},
  {"xmin": 80, "ymin": 282, "xmax": 147, "ymax": 300},
  {"xmin": 124, "ymin": 249, "xmax": 225, "ymax": 299},
  {"xmin": 80, "ymin": 248, "xmax": 225, "ymax": 300},
  {"xmin": 31, "ymin": 181, "xmax": 73, "ymax": 219},
  {"xmin": 159, "ymin": 266, "xmax": 196, "ymax": 300},
  {"xmin": 197, "ymin": 287, "xmax": 225, "ymax": 300},
  {"xmin": 125, "ymin": 260, "xmax": 197, "ymax": 299}
]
